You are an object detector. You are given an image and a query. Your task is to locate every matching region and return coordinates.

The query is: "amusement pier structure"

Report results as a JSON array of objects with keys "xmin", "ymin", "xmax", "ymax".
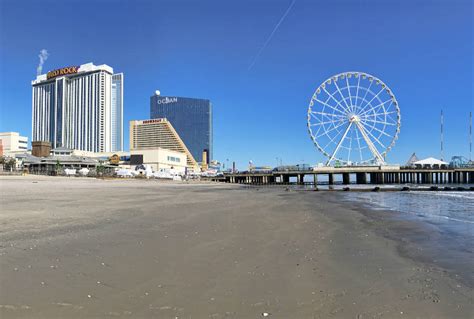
[{"xmin": 223, "ymin": 72, "xmax": 474, "ymax": 186}]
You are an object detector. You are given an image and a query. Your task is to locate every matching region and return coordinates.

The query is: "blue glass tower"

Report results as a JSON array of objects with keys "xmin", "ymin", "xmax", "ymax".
[{"xmin": 150, "ymin": 94, "xmax": 212, "ymax": 163}]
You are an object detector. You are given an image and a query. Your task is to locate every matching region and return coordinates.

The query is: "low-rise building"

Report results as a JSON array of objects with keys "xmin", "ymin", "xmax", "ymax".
[
  {"xmin": 53, "ymin": 148, "xmax": 131, "ymax": 166},
  {"xmin": 0, "ymin": 132, "xmax": 28, "ymax": 156},
  {"xmin": 130, "ymin": 148, "xmax": 187, "ymax": 173},
  {"xmin": 20, "ymin": 154, "xmax": 99, "ymax": 175}
]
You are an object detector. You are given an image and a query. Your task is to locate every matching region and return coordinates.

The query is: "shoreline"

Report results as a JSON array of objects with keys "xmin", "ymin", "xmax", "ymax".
[
  {"xmin": 331, "ymin": 192, "xmax": 474, "ymax": 289},
  {"xmin": 1, "ymin": 176, "xmax": 472, "ymax": 318}
]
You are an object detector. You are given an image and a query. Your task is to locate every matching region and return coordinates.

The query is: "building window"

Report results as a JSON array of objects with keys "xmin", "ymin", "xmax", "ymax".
[{"xmin": 167, "ymin": 156, "xmax": 180, "ymax": 163}]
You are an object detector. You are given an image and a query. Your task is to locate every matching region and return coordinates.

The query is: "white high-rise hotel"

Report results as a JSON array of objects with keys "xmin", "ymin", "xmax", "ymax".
[{"xmin": 31, "ymin": 63, "xmax": 123, "ymax": 152}]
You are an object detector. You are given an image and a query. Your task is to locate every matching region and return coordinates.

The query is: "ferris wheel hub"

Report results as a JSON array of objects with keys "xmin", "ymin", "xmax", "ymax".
[{"xmin": 348, "ymin": 114, "xmax": 360, "ymax": 122}]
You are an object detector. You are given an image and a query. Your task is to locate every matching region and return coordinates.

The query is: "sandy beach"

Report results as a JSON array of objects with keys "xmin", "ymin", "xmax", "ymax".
[{"xmin": 0, "ymin": 176, "xmax": 472, "ymax": 318}]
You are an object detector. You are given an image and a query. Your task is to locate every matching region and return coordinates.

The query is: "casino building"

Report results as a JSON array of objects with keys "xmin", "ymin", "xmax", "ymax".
[
  {"xmin": 150, "ymin": 92, "xmax": 212, "ymax": 163},
  {"xmin": 31, "ymin": 63, "xmax": 123, "ymax": 152},
  {"xmin": 129, "ymin": 118, "xmax": 198, "ymax": 170}
]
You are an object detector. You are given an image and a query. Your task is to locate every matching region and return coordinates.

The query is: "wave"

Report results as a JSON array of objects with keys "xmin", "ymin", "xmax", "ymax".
[{"xmin": 408, "ymin": 191, "xmax": 474, "ymax": 199}]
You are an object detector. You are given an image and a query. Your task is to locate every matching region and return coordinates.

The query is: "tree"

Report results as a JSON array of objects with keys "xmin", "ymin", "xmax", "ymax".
[
  {"xmin": 55, "ymin": 159, "xmax": 62, "ymax": 175},
  {"xmin": 4, "ymin": 157, "xmax": 16, "ymax": 172},
  {"xmin": 96, "ymin": 161, "xmax": 105, "ymax": 177}
]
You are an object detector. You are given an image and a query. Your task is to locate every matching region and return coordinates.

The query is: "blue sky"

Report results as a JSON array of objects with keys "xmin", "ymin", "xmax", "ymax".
[{"xmin": 0, "ymin": 0, "xmax": 472, "ymax": 168}]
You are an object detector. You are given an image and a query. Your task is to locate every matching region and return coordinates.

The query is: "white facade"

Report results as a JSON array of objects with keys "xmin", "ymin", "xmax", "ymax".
[
  {"xmin": 0, "ymin": 132, "xmax": 28, "ymax": 155},
  {"xmin": 31, "ymin": 63, "xmax": 123, "ymax": 152},
  {"xmin": 413, "ymin": 157, "xmax": 449, "ymax": 167},
  {"xmin": 130, "ymin": 148, "xmax": 187, "ymax": 173}
]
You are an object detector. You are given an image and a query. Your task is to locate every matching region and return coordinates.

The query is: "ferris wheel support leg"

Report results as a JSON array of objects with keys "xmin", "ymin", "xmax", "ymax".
[
  {"xmin": 326, "ymin": 123, "xmax": 353, "ymax": 166},
  {"xmin": 354, "ymin": 121, "xmax": 385, "ymax": 165}
]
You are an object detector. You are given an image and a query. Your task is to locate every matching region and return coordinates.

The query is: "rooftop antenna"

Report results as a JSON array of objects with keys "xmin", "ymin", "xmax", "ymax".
[{"xmin": 440, "ymin": 109, "xmax": 444, "ymax": 161}]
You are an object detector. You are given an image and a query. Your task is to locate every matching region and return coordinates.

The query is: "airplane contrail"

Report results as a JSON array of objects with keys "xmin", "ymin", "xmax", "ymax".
[{"xmin": 248, "ymin": 0, "xmax": 296, "ymax": 71}]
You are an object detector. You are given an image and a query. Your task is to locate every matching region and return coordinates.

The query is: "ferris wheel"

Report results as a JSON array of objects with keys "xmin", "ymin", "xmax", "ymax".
[{"xmin": 307, "ymin": 72, "xmax": 400, "ymax": 166}]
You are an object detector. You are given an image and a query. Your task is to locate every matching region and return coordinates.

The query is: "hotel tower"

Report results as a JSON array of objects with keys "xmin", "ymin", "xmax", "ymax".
[
  {"xmin": 150, "ymin": 92, "xmax": 212, "ymax": 163},
  {"xmin": 31, "ymin": 63, "xmax": 123, "ymax": 152}
]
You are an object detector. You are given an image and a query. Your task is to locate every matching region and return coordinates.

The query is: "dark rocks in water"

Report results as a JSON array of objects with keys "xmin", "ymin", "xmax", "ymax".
[
  {"xmin": 470, "ymin": 186, "xmax": 474, "ymax": 191},
  {"xmin": 456, "ymin": 187, "xmax": 466, "ymax": 191},
  {"xmin": 444, "ymin": 187, "xmax": 453, "ymax": 191},
  {"xmin": 372, "ymin": 187, "xmax": 380, "ymax": 192},
  {"xmin": 401, "ymin": 186, "xmax": 410, "ymax": 191},
  {"xmin": 430, "ymin": 186, "xmax": 439, "ymax": 191},
  {"xmin": 343, "ymin": 187, "xmax": 350, "ymax": 191}
]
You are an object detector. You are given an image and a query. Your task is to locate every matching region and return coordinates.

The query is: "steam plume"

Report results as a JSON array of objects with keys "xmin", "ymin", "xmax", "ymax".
[{"xmin": 36, "ymin": 49, "xmax": 49, "ymax": 75}]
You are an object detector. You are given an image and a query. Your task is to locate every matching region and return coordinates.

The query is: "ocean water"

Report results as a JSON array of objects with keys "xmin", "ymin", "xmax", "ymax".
[
  {"xmin": 285, "ymin": 181, "xmax": 473, "ymax": 231},
  {"xmin": 342, "ymin": 189, "xmax": 474, "ymax": 225}
]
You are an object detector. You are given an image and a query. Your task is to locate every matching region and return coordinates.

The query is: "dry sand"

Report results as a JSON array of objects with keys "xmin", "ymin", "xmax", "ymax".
[{"xmin": 0, "ymin": 176, "xmax": 472, "ymax": 318}]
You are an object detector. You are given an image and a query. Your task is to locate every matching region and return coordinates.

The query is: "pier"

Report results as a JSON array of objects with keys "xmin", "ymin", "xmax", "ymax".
[{"xmin": 221, "ymin": 166, "xmax": 474, "ymax": 185}]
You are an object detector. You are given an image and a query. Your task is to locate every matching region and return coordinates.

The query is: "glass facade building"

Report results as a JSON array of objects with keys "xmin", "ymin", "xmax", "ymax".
[
  {"xmin": 150, "ymin": 94, "xmax": 212, "ymax": 163},
  {"xmin": 111, "ymin": 74, "xmax": 123, "ymax": 151}
]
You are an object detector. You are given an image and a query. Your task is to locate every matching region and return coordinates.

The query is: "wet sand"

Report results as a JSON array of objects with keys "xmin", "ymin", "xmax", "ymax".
[{"xmin": 0, "ymin": 176, "xmax": 472, "ymax": 318}]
